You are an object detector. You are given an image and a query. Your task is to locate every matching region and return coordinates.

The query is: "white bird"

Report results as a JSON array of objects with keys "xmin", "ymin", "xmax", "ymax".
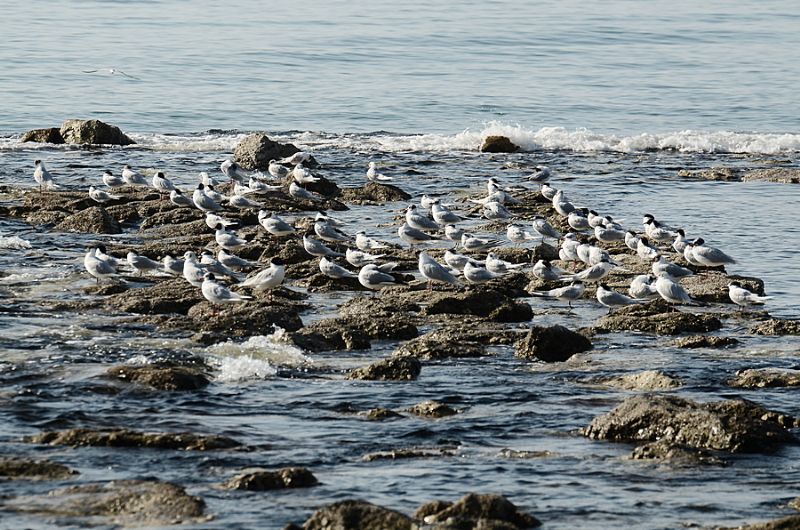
[
  {"xmin": 643, "ymin": 215, "xmax": 675, "ymax": 242},
  {"xmin": 587, "ymin": 245, "xmax": 611, "ymax": 266},
  {"xmin": 95, "ymin": 245, "xmax": 126, "ymax": 269},
  {"xmin": 570, "ymin": 259, "xmax": 615, "ymax": 282},
  {"xmin": 483, "ymin": 201, "xmax": 512, "ymax": 220},
  {"xmin": 728, "ymin": 282, "xmax": 771, "ymax": 308},
  {"xmin": 399, "ymin": 222, "xmax": 439, "ymax": 247},
  {"xmin": 355, "ymin": 231, "xmax": 389, "ymax": 251},
  {"xmin": 204, "ymin": 185, "xmax": 226, "ymax": 203},
  {"xmin": 552, "ymin": 190, "xmax": 575, "ymax": 216},
  {"xmin": 532, "ymin": 215, "xmax": 561, "ymax": 240},
  {"xmin": 249, "ymin": 177, "xmax": 282, "ymax": 193},
  {"xmin": 463, "ymin": 261, "xmax": 501, "ymax": 284},
  {"xmin": 625, "ymin": 231, "xmax": 640, "ymax": 251},
  {"xmin": 444, "ymin": 224, "xmax": 465, "ymax": 245},
  {"xmin": 366, "ymin": 161, "xmax": 393, "ymax": 182},
  {"xmin": 587, "ymin": 210, "xmax": 605, "ymax": 229},
  {"xmin": 218, "ymin": 248, "xmax": 256, "ymax": 271},
  {"xmin": 229, "ymin": 194, "xmax": 262, "ymax": 209},
  {"xmin": 221, "ymin": 159, "xmax": 248, "ymax": 183},
  {"xmin": 637, "ymin": 237, "xmax": 660, "ymax": 261},
  {"xmin": 690, "ymin": 238, "xmax": 736, "ymax": 267},
  {"xmin": 202, "ymin": 273, "xmax": 252, "ymax": 304},
  {"xmin": 358, "ymin": 263, "xmax": 401, "ymax": 292},
  {"xmin": 240, "ymin": 258, "xmax": 286, "ymax": 293},
  {"xmin": 289, "ymin": 181, "xmax": 322, "ymax": 202},
  {"xmin": 486, "ymin": 252, "xmax": 526, "ymax": 275},
  {"xmin": 568, "ymin": 209, "xmax": 591, "ymax": 231},
  {"xmin": 532, "ymin": 259, "xmax": 567, "ymax": 281},
  {"xmin": 205, "ymin": 211, "xmax": 236, "ymax": 230},
  {"xmin": 654, "ymin": 273, "xmax": 694, "ymax": 304},
  {"xmin": 233, "ymin": 182, "xmax": 256, "ymax": 196},
  {"xmin": 527, "ymin": 165, "xmax": 551, "ymax": 182},
  {"xmin": 102, "ymin": 170, "xmax": 124, "ymax": 188},
  {"xmin": 198, "ymin": 171, "xmax": 218, "ymax": 187},
  {"xmin": 540, "ymin": 183, "xmax": 557, "ymax": 200},
  {"xmin": 127, "ymin": 251, "xmax": 161, "ymax": 276},
  {"xmin": 268, "ymin": 160, "xmax": 290, "ymax": 179},
  {"xmin": 201, "ymin": 251, "xmax": 241, "ymax": 280},
  {"xmin": 215, "ymin": 225, "xmax": 247, "ymax": 251},
  {"xmin": 303, "ymin": 235, "xmax": 344, "ymax": 258},
  {"xmin": 258, "ymin": 210, "xmax": 295, "ymax": 237},
  {"xmin": 431, "ymin": 200, "xmax": 462, "ymax": 225},
  {"xmin": 443, "ymin": 250, "xmax": 483, "ymax": 271},
  {"xmin": 418, "ymin": 251, "xmax": 459, "ymax": 289},
  {"xmin": 89, "ymin": 185, "xmax": 121, "ymax": 204},
  {"xmin": 314, "ymin": 219, "xmax": 351, "ymax": 243},
  {"xmin": 319, "ymin": 256, "xmax": 358, "ymax": 279},
  {"xmin": 405, "ymin": 204, "xmax": 440, "ymax": 231},
  {"xmin": 346, "ymin": 248, "xmax": 384, "ymax": 268},
  {"xmin": 652, "ymin": 256, "xmax": 693, "ymax": 279},
  {"xmin": 560, "ymin": 234, "xmax": 581, "ymax": 263},
  {"xmin": 152, "ymin": 171, "xmax": 175, "ymax": 198},
  {"xmin": 672, "ymin": 229, "xmax": 689, "ymax": 254},
  {"xmin": 683, "ymin": 242, "xmax": 704, "ymax": 267},
  {"xmin": 170, "ymin": 189, "xmax": 193, "ymax": 208},
  {"xmin": 420, "ymin": 195, "xmax": 437, "ymax": 210},
  {"xmin": 629, "ymin": 274, "xmax": 659, "ymax": 300},
  {"xmin": 596, "ymin": 284, "xmax": 640, "ymax": 311},
  {"xmin": 84, "ymin": 248, "xmax": 117, "ymax": 283},
  {"xmin": 278, "ymin": 152, "xmax": 312, "ymax": 165},
  {"xmin": 192, "ymin": 184, "xmax": 222, "ymax": 212},
  {"xmin": 461, "ymin": 233, "xmax": 502, "ymax": 252},
  {"xmin": 81, "ymin": 67, "xmax": 139, "ymax": 79},
  {"xmin": 292, "ymin": 163, "xmax": 320, "ymax": 184},
  {"xmin": 33, "ymin": 160, "xmax": 57, "ymax": 191},
  {"xmin": 530, "ymin": 281, "xmax": 585, "ymax": 308},
  {"xmin": 122, "ymin": 165, "xmax": 148, "ymax": 186},
  {"xmin": 163, "ymin": 255, "xmax": 185, "ymax": 276},
  {"xmin": 183, "ymin": 251, "xmax": 208, "ymax": 287},
  {"xmin": 594, "ymin": 224, "xmax": 625, "ymax": 243},
  {"xmin": 507, "ymin": 224, "xmax": 535, "ymax": 246}
]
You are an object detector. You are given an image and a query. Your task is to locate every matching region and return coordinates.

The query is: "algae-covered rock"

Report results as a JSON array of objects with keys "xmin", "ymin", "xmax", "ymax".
[
  {"xmin": 674, "ymin": 335, "xmax": 740, "ymax": 349},
  {"xmin": 593, "ymin": 370, "xmax": 681, "ymax": 391},
  {"xmin": 222, "ymin": 467, "xmax": 318, "ymax": 491},
  {"xmin": 0, "ymin": 457, "xmax": 77, "ymax": 480},
  {"xmin": 25, "ymin": 428, "xmax": 241, "ymax": 451},
  {"xmin": 750, "ymin": 319, "xmax": 800, "ymax": 336},
  {"xmin": 417, "ymin": 492, "xmax": 541, "ymax": 528},
  {"xmin": 593, "ymin": 300, "xmax": 721, "ymax": 336},
  {"xmin": 346, "ymin": 357, "xmax": 422, "ymax": 381},
  {"xmin": 233, "ymin": 133, "xmax": 314, "ymax": 170},
  {"xmin": 515, "ymin": 325, "xmax": 592, "ymax": 362},
  {"xmin": 339, "ymin": 182, "xmax": 412, "ymax": 204},
  {"xmin": 21, "ymin": 127, "xmax": 64, "ymax": 144},
  {"xmin": 105, "ymin": 363, "xmax": 210, "ymax": 391},
  {"xmin": 406, "ymin": 400, "xmax": 458, "ymax": 419},
  {"xmin": 728, "ymin": 368, "xmax": 800, "ymax": 389}
]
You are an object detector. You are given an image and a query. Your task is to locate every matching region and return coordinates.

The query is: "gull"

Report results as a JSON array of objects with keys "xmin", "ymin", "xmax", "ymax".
[
  {"xmin": 654, "ymin": 273, "xmax": 694, "ymax": 304},
  {"xmin": 443, "ymin": 249, "xmax": 484, "ymax": 271},
  {"xmin": 461, "ymin": 233, "xmax": 502, "ymax": 252},
  {"xmin": 82, "ymin": 67, "xmax": 139, "ymax": 80},
  {"xmin": 102, "ymin": 170, "xmax": 124, "ymax": 188},
  {"xmin": 652, "ymin": 256, "xmax": 693, "ymax": 279},
  {"xmin": 643, "ymin": 214, "xmax": 675, "ymax": 242},
  {"xmin": 303, "ymin": 235, "xmax": 344, "ymax": 258},
  {"xmin": 315, "ymin": 218, "xmax": 351, "ymax": 243},
  {"xmin": 152, "ymin": 171, "xmax": 175, "ymax": 199},
  {"xmin": 316, "ymin": 211, "xmax": 347, "ymax": 227},
  {"xmin": 84, "ymin": 248, "xmax": 117, "ymax": 283},
  {"xmin": 486, "ymin": 252, "xmax": 526, "ymax": 275},
  {"xmin": 233, "ymin": 181, "xmax": 256, "ymax": 196},
  {"xmin": 193, "ymin": 184, "xmax": 222, "ymax": 212},
  {"xmin": 356, "ymin": 231, "xmax": 390, "ymax": 251},
  {"xmin": 89, "ymin": 185, "xmax": 121, "ymax": 204},
  {"xmin": 215, "ymin": 225, "xmax": 247, "ymax": 251},
  {"xmin": 278, "ymin": 151, "xmax": 311, "ymax": 165},
  {"xmin": 268, "ymin": 160, "xmax": 290, "ymax": 179},
  {"xmin": 170, "ymin": 189, "xmax": 193, "ymax": 208},
  {"xmin": 532, "ymin": 259, "xmax": 567, "ymax": 281},
  {"xmin": 406, "ymin": 204, "xmax": 440, "ymax": 231},
  {"xmin": 560, "ymin": 237, "xmax": 581, "ymax": 264},
  {"xmin": 483, "ymin": 201, "xmax": 512, "ymax": 220},
  {"xmin": 463, "ymin": 261, "xmax": 501, "ymax": 284},
  {"xmin": 163, "ymin": 255, "xmax": 185, "ymax": 276},
  {"xmin": 568, "ymin": 209, "xmax": 591, "ymax": 231},
  {"xmin": 576, "ymin": 243, "xmax": 593, "ymax": 265},
  {"xmin": 594, "ymin": 224, "xmax": 625, "ymax": 243},
  {"xmin": 33, "ymin": 160, "xmax": 58, "ymax": 191},
  {"xmin": 418, "ymin": 251, "xmax": 459, "ymax": 289},
  {"xmin": 201, "ymin": 251, "xmax": 241, "ymax": 280},
  {"xmin": 431, "ymin": 200, "xmax": 462, "ymax": 225},
  {"xmin": 672, "ymin": 229, "xmax": 689, "ymax": 254},
  {"xmin": 289, "ymin": 181, "xmax": 322, "ymax": 202},
  {"xmin": 552, "ymin": 190, "xmax": 575, "ymax": 216},
  {"xmin": 258, "ymin": 210, "xmax": 295, "ymax": 237},
  {"xmin": 366, "ymin": 161, "xmax": 393, "ymax": 182},
  {"xmin": 204, "ymin": 185, "xmax": 226, "ymax": 203},
  {"xmin": 683, "ymin": 242, "xmax": 705, "ymax": 267},
  {"xmin": 532, "ymin": 215, "xmax": 561, "ymax": 241},
  {"xmin": 527, "ymin": 165, "xmax": 551, "ymax": 182},
  {"xmin": 420, "ymin": 195, "xmax": 437, "ymax": 210},
  {"xmin": 629, "ymin": 274, "xmax": 659, "ymax": 300},
  {"xmin": 292, "ymin": 163, "xmax": 320, "ymax": 184},
  {"xmin": 487, "ymin": 177, "xmax": 503, "ymax": 194},
  {"xmin": 202, "ymin": 273, "xmax": 252, "ymax": 304},
  {"xmin": 206, "ymin": 211, "xmax": 236, "ymax": 230},
  {"xmin": 588, "ymin": 245, "xmax": 611, "ymax": 266},
  {"xmin": 507, "ymin": 223, "xmax": 535, "ymax": 246},
  {"xmin": 602, "ymin": 216, "xmax": 624, "ymax": 231},
  {"xmin": 570, "ymin": 258, "xmax": 615, "ymax": 282},
  {"xmin": 540, "ymin": 183, "xmax": 557, "ymax": 200},
  {"xmin": 399, "ymin": 222, "xmax": 439, "ymax": 247},
  {"xmin": 249, "ymin": 177, "xmax": 282, "ymax": 193},
  {"xmin": 95, "ymin": 245, "xmax": 126, "ymax": 269},
  {"xmin": 637, "ymin": 237, "xmax": 659, "ymax": 261},
  {"xmin": 624, "ymin": 231, "xmax": 640, "ymax": 251},
  {"xmin": 127, "ymin": 251, "xmax": 161, "ymax": 276},
  {"xmin": 587, "ymin": 210, "xmax": 604, "ymax": 229},
  {"xmin": 221, "ymin": 159, "xmax": 248, "ymax": 183},
  {"xmin": 319, "ymin": 256, "xmax": 358, "ymax": 279},
  {"xmin": 218, "ymin": 248, "xmax": 256, "ymax": 271},
  {"xmin": 531, "ymin": 280, "xmax": 585, "ymax": 309},
  {"xmin": 122, "ymin": 165, "xmax": 148, "ymax": 186},
  {"xmin": 728, "ymin": 282, "xmax": 771, "ymax": 308},
  {"xmin": 346, "ymin": 248, "xmax": 384, "ymax": 268},
  {"xmin": 596, "ymin": 284, "xmax": 640, "ymax": 312},
  {"xmin": 198, "ymin": 171, "xmax": 219, "ymax": 187},
  {"xmin": 228, "ymin": 193, "xmax": 263, "ymax": 209},
  {"xmin": 240, "ymin": 258, "xmax": 286, "ymax": 293},
  {"xmin": 444, "ymin": 224, "xmax": 465, "ymax": 245},
  {"xmin": 690, "ymin": 238, "xmax": 736, "ymax": 267},
  {"xmin": 358, "ymin": 263, "xmax": 402, "ymax": 292},
  {"xmin": 183, "ymin": 251, "xmax": 208, "ymax": 287}
]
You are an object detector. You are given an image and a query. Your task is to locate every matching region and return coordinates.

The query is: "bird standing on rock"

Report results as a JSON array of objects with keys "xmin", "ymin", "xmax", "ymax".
[
  {"xmin": 202, "ymin": 273, "xmax": 252, "ymax": 304},
  {"xmin": 728, "ymin": 282, "xmax": 771, "ymax": 308},
  {"xmin": 33, "ymin": 160, "xmax": 58, "ymax": 191},
  {"xmin": 418, "ymin": 251, "xmax": 459, "ymax": 290}
]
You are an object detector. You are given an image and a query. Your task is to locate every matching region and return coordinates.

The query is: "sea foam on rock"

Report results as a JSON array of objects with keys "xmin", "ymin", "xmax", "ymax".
[{"xmin": 480, "ymin": 135, "xmax": 519, "ymax": 153}]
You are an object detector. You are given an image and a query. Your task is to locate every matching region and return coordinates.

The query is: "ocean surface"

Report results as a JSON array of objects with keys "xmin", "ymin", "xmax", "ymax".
[{"xmin": 2, "ymin": 1, "xmax": 800, "ymax": 529}]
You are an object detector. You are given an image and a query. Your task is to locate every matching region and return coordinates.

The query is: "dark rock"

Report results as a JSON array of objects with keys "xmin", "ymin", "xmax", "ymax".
[
  {"xmin": 85, "ymin": 283, "xmax": 129, "ymax": 296},
  {"xmin": 302, "ymin": 500, "xmax": 415, "ymax": 530},
  {"xmin": 222, "ymin": 467, "xmax": 318, "ymax": 490},
  {"xmin": 25, "ymin": 428, "xmax": 241, "ymax": 451},
  {"xmin": 480, "ymin": 136, "xmax": 519, "ymax": 153},
  {"xmin": 187, "ymin": 300, "xmax": 304, "ymax": 336},
  {"xmin": 497, "ymin": 449, "xmax": 554, "ymax": 459},
  {"xmin": 1, "ymin": 479, "xmax": 204, "ymax": 526},
  {"xmin": 750, "ymin": 319, "xmax": 800, "ymax": 336},
  {"xmin": 414, "ymin": 500, "xmax": 453, "ymax": 521},
  {"xmin": 729, "ymin": 368, "xmax": 800, "ymax": 389},
  {"xmin": 233, "ymin": 133, "xmax": 316, "ymax": 170},
  {"xmin": 629, "ymin": 440, "xmax": 725, "ymax": 466},
  {"xmin": 583, "ymin": 395, "xmax": 795, "ymax": 453},
  {"xmin": 743, "ymin": 168, "xmax": 800, "ymax": 184},
  {"xmin": 677, "ymin": 167, "xmax": 740, "ymax": 182},
  {"xmin": 281, "ymin": 172, "xmax": 340, "ymax": 198},
  {"xmin": 105, "ymin": 279, "xmax": 205, "ymax": 315},
  {"xmin": 293, "ymin": 312, "xmax": 417, "ymax": 352},
  {"xmin": 593, "ymin": 299, "xmax": 722, "ymax": 336},
  {"xmin": 139, "ymin": 207, "xmax": 202, "ymax": 230},
  {"xmin": 362, "ymin": 446, "xmax": 458, "ymax": 462},
  {"xmin": 21, "ymin": 127, "xmax": 64, "ymax": 144},
  {"xmin": 105, "ymin": 363, "xmax": 210, "ymax": 391},
  {"xmin": 682, "ymin": 272, "xmax": 764, "ymax": 303},
  {"xmin": 675, "ymin": 335, "xmax": 740, "ymax": 349},
  {"xmin": 346, "ymin": 357, "xmax": 422, "ymax": 381},
  {"xmin": 291, "ymin": 327, "xmax": 371, "ymax": 352},
  {"xmin": 515, "ymin": 325, "xmax": 592, "ymax": 363},
  {"xmin": 339, "ymin": 182, "xmax": 413, "ymax": 204},
  {"xmin": 592, "ymin": 370, "xmax": 681, "ymax": 391},
  {"xmin": 0, "ymin": 456, "xmax": 77, "ymax": 480},
  {"xmin": 393, "ymin": 328, "xmax": 487, "ymax": 360},
  {"xmin": 55, "ymin": 206, "xmax": 122, "ymax": 234},
  {"xmin": 361, "ymin": 408, "xmax": 403, "ymax": 421},
  {"xmin": 723, "ymin": 515, "xmax": 800, "ymax": 530},
  {"xmin": 406, "ymin": 400, "xmax": 458, "ymax": 418},
  {"xmin": 423, "ymin": 288, "xmax": 532, "ymax": 322},
  {"xmin": 59, "ymin": 119, "xmax": 135, "ymax": 145},
  {"xmin": 418, "ymin": 493, "xmax": 541, "ymax": 529}
]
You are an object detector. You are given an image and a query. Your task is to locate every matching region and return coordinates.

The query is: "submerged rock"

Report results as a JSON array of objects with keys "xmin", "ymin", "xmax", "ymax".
[
  {"xmin": 416, "ymin": 492, "xmax": 541, "ymax": 528},
  {"xmin": 0, "ymin": 457, "xmax": 77, "ymax": 480},
  {"xmin": 233, "ymin": 133, "xmax": 315, "ymax": 170},
  {"xmin": 724, "ymin": 515, "xmax": 800, "ymax": 530},
  {"xmin": 515, "ymin": 325, "xmax": 592, "ymax": 363},
  {"xmin": 21, "ymin": 127, "xmax": 64, "ymax": 144},
  {"xmin": 629, "ymin": 440, "xmax": 725, "ymax": 466},
  {"xmin": 480, "ymin": 135, "xmax": 519, "ymax": 153},
  {"xmin": 339, "ymin": 182, "xmax": 413, "ymax": 204},
  {"xmin": 750, "ymin": 319, "xmax": 800, "ymax": 336},
  {"xmin": 59, "ymin": 118, "xmax": 135, "ymax": 145},
  {"xmin": 105, "ymin": 363, "xmax": 210, "ymax": 391},
  {"xmin": 593, "ymin": 300, "xmax": 722, "ymax": 336},
  {"xmin": 406, "ymin": 400, "xmax": 458, "ymax": 418},
  {"xmin": 361, "ymin": 408, "xmax": 403, "ymax": 421},
  {"xmin": 583, "ymin": 395, "xmax": 795, "ymax": 453},
  {"xmin": 55, "ymin": 206, "xmax": 122, "ymax": 234},
  {"xmin": 362, "ymin": 446, "xmax": 458, "ymax": 462},
  {"xmin": 222, "ymin": 467, "xmax": 318, "ymax": 490},
  {"xmin": 301, "ymin": 500, "xmax": 415, "ymax": 530},
  {"xmin": 26, "ymin": 428, "xmax": 241, "ymax": 451},
  {"xmin": 743, "ymin": 168, "xmax": 800, "ymax": 184},
  {"xmin": 674, "ymin": 335, "xmax": 740, "ymax": 349},
  {"xmin": 593, "ymin": 370, "xmax": 681, "ymax": 391},
  {"xmin": 346, "ymin": 357, "xmax": 422, "ymax": 381},
  {"xmin": 728, "ymin": 368, "xmax": 800, "ymax": 389}
]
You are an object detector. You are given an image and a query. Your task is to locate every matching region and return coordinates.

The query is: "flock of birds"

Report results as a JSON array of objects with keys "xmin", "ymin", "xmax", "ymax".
[{"xmin": 32, "ymin": 152, "xmax": 771, "ymax": 312}]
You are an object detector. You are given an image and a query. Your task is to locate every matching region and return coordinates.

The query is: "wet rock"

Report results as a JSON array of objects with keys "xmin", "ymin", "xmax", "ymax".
[
  {"xmin": 674, "ymin": 335, "xmax": 740, "ymax": 349},
  {"xmin": 281, "ymin": 171, "xmax": 341, "ymax": 198},
  {"xmin": 2, "ymin": 479, "xmax": 205, "ymax": 526},
  {"xmin": 629, "ymin": 440, "xmax": 725, "ymax": 466},
  {"xmin": 362, "ymin": 446, "xmax": 459, "ymax": 462},
  {"xmin": 339, "ymin": 182, "xmax": 413, "ymax": 204},
  {"xmin": 593, "ymin": 299, "xmax": 722, "ymax": 336},
  {"xmin": 105, "ymin": 363, "xmax": 210, "ymax": 391},
  {"xmin": 423, "ymin": 288, "xmax": 533, "ymax": 322},
  {"xmin": 406, "ymin": 400, "xmax": 458, "ymax": 418},
  {"xmin": 105, "ymin": 278, "xmax": 205, "ymax": 315},
  {"xmin": 55, "ymin": 206, "xmax": 122, "ymax": 234},
  {"xmin": 393, "ymin": 328, "xmax": 487, "ymax": 360},
  {"xmin": 743, "ymin": 168, "xmax": 800, "ymax": 184},
  {"xmin": 681, "ymin": 272, "xmax": 764, "ymax": 303},
  {"xmin": 497, "ymin": 449, "xmax": 554, "ymax": 459},
  {"xmin": 302, "ymin": 272, "xmax": 366, "ymax": 292},
  {"xmin": 417, "ymin": 493, "xmax": 541, "ymax": 529},
  {"xmin": 361, "ymin": 408, "xmax": 403, "ymax": 420},
  {"xmin": 302, "ymin": 500, "xmax": 415, "ymax": 530},
  {"xmin": 25, "ymin": 209, "xmax": 70, "ymax": 226},
  {"xmin": 515, "ymin": 325, "xmax": 592, "ymax": 363},
  {"xmin": 729, "ymin": 368, "xmax": 800, "ymax": 389},
  {"xmin": 187, "ymin": 300, "xmax": 304, "ymax": 337},
  {"xmin": 291, "ymin": 326, "xmax": 371, "ymax": 352},
  {"xmin": 233, "ymin": 133, "xmax": 316, "ymax": 170},
  {"xmin": 583, "ymin": 395, "xmax": 795, "ymax": 453},
  {"xmin": 346, "ymin": 356, "xmax": 422, "ymax": 381},
  {"xmin": 414, "ymin": 500, "xmax": 453, "ymax": 521},
  {"xmin": 21, "ymin": 127, "xmax": 64, "ymax": 144},
  {"xmin": 480, "ymin": 136, "xmax": 519, "ymax": 153},
  {"xmin": 593, "ymin": 370, "xmax": 681, "ymax": 391},
  {"xmin": 723, "ymin": 515, "xmax": 800, "ymax": 529},
  {"xmin": 0, "ymin": 456, "xmax": 77, "ymax": 480},
  {"xmin": 677, "ymin": 167, "xmax": 740, "ymax": 182},
  {"xmin": 222, "ymin": 467, "xmax": 318, "ymax": 490},
  {"xmin": 139, "ymin": 207, "xmax": 202, "ymax": 230},
  {"xmin": 750, "ymin": 319, "xmax": 800, "ymax": 336},
  {"xmin": 84, "ymin": 283, "xmax": 129, "ymax": 296},
  {"xmin": 26, "ymin": 428, "xmax": 241, "ymax": 450},
  {"xmin": 59, "ymin": 118, "xmax": 135, "ymax": 145},
  {"xmin": 294, "ymin": 312, "xmax": 417, "ymax": 352}
]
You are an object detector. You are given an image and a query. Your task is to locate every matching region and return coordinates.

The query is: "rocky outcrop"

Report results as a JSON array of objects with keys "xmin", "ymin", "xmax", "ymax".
[
  {"xmin": 105, "ymin": 363, "xmax": 210, "ymax": 391},
  {"xmin": 301, "ymin": 500, "xmax": 416, "ymax": 530},
  {"xmin": 515, "ymin": 325, "xmax": 592, "ymax": 362},
  {"xmin": 415, "ymin": 493, "xmax": 541, "ymax": 528},
  {"xmin": 743, "ymin": 168, "xmax": 800, "ymax": 184},
  {"xmin": 347, "ymin": 356, "xmax": 422, "ymax": 381},
  {"xmin": 221, "ymin": 467, "xmax": 318, "ymax": 490},
  {"xmin": 393, "ymin": 328, "xmax": 488, "ymax": 360},
  {"xmin": 728, "ymin": 368, "xmax": 800, "ymax": 389},
  {"xmin": 480, "ymin": 136, "xmax": 519, "ymax": 153},
  {"xmin": 55, "ymin": 206, "xmax": 122, "ymax": 234},
  {"xmin": 293, "ymin": 310, "xmax": 418, "ymax": 352},
  {"xmin": 593, "ymin": 370, "xmax": 681, "ymax": 391},
  {"xmin": 406, "ymin": 400, "xmax": 458, "ymax": 418},
  {"xmin": 339, "ymin": 182, "xmax": 413, "ymax": 204},
  {"xmin": 0, "ymin": 457, "xmax": 77, "ymax": 480},
  {"xmin": 593, "ymin": 300, "xmax": 722, "ymax": 336},
  {"xmin": 59, "ymin": 119, "xmax": 135, "ymax": 145},
  {"xmin": 674, "ymin": 335, "xmax": 740, "ymax": 349},
  {"xmin": 21, "ymin": 127, "xmax": 65, "ymax": 144},
  {"xmin": 682, "ymin": 272, "xmax": 764, "ymax": 303},
  {"xmin": 25, "ymin": 428, "xmax": 241, "ymax": 451},
  {"xmin": 750, "ymin": 319, "xmax": 800, "ymax": 336},
  {"xmin": 233, "ymin": 133, "xmax": 315, "ymax": 170},
  {"xmin": 724, "ymin": 515, "xmax": 800, "ymax": 529},
  {"xmin": 105, "ymin": 279, "xmax": 205, "ymax": 315},
  {"xmin": 422, "ymin": 288, "xmax": 533, "ymax": 322},
  {"xmin": 187, "ymin": 300, "xmax": 304, "ymax": 336},
  {"xmin": 583, "ymin": 395, "xmax": 796, "ymax": 453}
]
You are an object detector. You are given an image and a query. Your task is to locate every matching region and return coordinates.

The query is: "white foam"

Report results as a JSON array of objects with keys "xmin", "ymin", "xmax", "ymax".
[
  {"xmin": 212, "ymin": 355, "xmax": 278, "ymax": 383},
  {"xmin": 205, "ymin": 329, "xmax": 312, "ymax": 383},
  {"xmin": 0, "ymin": 235, "xmax": 32, "ymax": 249},
  {"xmin": 127, "ymin": 132, "xmax": 248, "ymax": 152}
]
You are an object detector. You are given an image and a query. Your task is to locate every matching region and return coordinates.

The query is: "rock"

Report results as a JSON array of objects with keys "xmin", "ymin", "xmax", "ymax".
[
  {"xmin": 2, "ymin": 479, "xmax": 204, "ymax": 526},
  {"xmin": 406, "ymin": 400, "xmax": 458, "ymax": 418},
  {"xmin": 362, "ymin": 446, "xmax": 458, "ymax": 462},
  {"xmin": 339, "ymin": 182, "xmax": 413, "ymax": 204},
  {"xmin": 681, "ymin": 272, "xmax": 764, "ymax": 303},
  {"xmin": 59, "ymin": 119, "xmax": 135, "ymax": 145},
  {"xmin": 222, "ymin": 467, "xmax": 318, "ymax": 490},
  {"xmin": 480, "ymin": 136, "xmax": 519, "ymax": 153},
  {"xmin": 233, "ymin": 133, "xmax": 315, "ymax": 170},
  {"xmin": 723, "ymin": 515, "xmax": 800, "ymax": 530},
  {"xmin": 629, "ymin": 440, "xmax": 725, "ymax": 466},
  {"xmin": 414, "ymin": 500, "xmax": 453, "ymax": 521},
  {"xmin": 594, "ymin": 370, "xmax": 681, "ymax": 391},
  {"xmin": 25, "ymin": 428, "xmax": 241, "ymax": 451},
  {"xmin": 593, "ymin": 300, "xmax": 722, "ymax": 336},
  {"xmin": 422, "ymin": 288, "xmax": 533, "ymax": 322},
  {"xmin": 21, "ymin": 127, "xmax": 64, "ymax": 144},
  {"xmin": 393, "ymin": 328, "xmax": 487, "ymax": 360},
  {"xmin": 729, "ymin": 368, "xmax": 800, "ymax": 389},
  {"xmin": 346, "ymin": 357, "xmax": 422, "ymax": 381},
  {"xmin": 0, "ymin": 456, "xmax": 77, "ymax": 480},
  {"xmin": 743, "ymin": 168, "xmax": 800, "ymax": 184},
  {"xmin": 750, "ymin": 319, "xmax": 800, "ymax": 336},
  {"xmin": 281, "ymin": 171, "xmax": 341, "ymax": 198},
  {"xmin": 497, "ymin": 449, "xmax": 554, "ymax": 459},
  {"xmin": 301, "ymin": 499, "xmax": 415, "ymax": 530},
  {"xmin": 418, "ymin": 493, "xmax": 541, "ymax": 529},
  {"xmin": 292, "ymin": 326, "xmax": 371, "ymax": 352},
  {"xmin": 105, "ymin": 363, "xmax": 210, "ymax": 391},
  {"xmin": 361, "ymin": 408, "xmax": 403, "ymax": 421},
  {"xmin": 583, "ymin": 395, "xmax": 795, "ymax": 453},
  {"xmin": 55, "ymin": 206, "xmax": 122, "ymax": 234},
  {"xmin": 674, "ymin": 335, "xmax": 740, "ymax": 349},
  {"xmin": 293, "ymin": 312, "xmax": 418, "ymax": 352},
  {"xmin": 105, "ymin": 279, "xmax": 205, "ymax": 315},
  {"xmin": 515, "ymin": 325, "xmax": 592, "ymax": 363},
  {"xmin": 187, "ymin": 300, "xmax": 304, "ymax": 337},
  {"xmin": 677, "ymin": 167, "xmax": 740, "ymax": 182}
]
